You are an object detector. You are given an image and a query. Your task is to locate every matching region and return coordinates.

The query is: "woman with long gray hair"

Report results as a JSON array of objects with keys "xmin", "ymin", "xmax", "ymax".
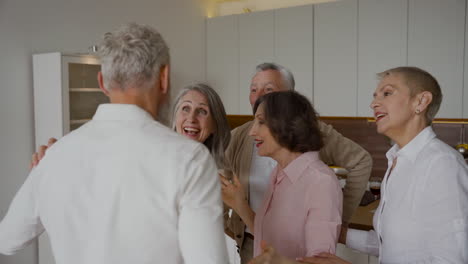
[{"xmin": 172, "ymin": 83, "xmax": 231, "ymax": 168}]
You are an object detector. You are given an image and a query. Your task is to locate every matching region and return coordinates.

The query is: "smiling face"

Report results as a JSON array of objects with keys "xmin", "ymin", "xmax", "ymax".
[
  {"xmin": 175, "ymin": 90, "xmax": 215, "ymax": 143},
  {"xmin": 248, "ymin": 103, "xmax": 282, "ymax": 158},
  {"xmin": 370, "ymin": 73, "xmax": 420, "ymax": 141},
  {"xmin": 249, "ymin": 69, "xmax": 287, "ymax": 108}
]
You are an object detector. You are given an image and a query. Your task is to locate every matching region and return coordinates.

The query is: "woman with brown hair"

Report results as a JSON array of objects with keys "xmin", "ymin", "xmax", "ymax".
[{"xmin": 221, "ymin": 91, "xmax": 342, "ymax": 260}]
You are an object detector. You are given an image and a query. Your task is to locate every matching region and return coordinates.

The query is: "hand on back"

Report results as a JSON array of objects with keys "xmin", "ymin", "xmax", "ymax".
[{"xmin": 29, "ymin": 137, "xmax": 57, "ymax": 169}]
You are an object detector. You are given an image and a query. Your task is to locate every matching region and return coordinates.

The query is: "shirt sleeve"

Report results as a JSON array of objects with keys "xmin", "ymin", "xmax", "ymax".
[
  {"xmin": 177, "ymin": 145, "xmax": 229, "ymax": 264},
  {"xmin": 318, "ymin": 121, "xmax": 373, "ymax": 224},
  {"xmin": 0, "ymin": 169, "xmax": 45, "ymax": 255},
  {"xmin": 304, "ymin": 174, "xmax": 343, "ymax": 256},
  {"xmin": 415, "ymin": 153, "xmax": 468, "ymax": 263},
  {"xmin": 345, "ymin": 228, "xmax": 379, "ymax": 256}
]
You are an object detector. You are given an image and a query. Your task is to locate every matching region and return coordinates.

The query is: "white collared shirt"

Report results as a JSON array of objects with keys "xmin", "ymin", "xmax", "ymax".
[
  {"xmin": 0, "ymin": 104, "xmax": 228, "ymax": 264},
  {"xmin": 248, "ymin": 144, "xmax": 277, "ymax": 213},
  {"xmin": 246, "ymin": 144, "xmax": 276, "ymax": 234},
  {"xmin": 347, "ymin": 126, "xmax": 468, "ymax": 263}
]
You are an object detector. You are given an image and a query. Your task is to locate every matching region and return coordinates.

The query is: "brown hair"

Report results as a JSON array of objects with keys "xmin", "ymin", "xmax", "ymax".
[
  {"xmin": 253, "ymin": 91, "xmax": 323, "ymax": 153},
  {"xmin": 377, "ymin": 66, "xmax": 442, "ymax": 125}
]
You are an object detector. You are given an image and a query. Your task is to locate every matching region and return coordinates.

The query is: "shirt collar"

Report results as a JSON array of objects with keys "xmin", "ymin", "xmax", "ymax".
[
  {"xmin": 386, "ymin": 126, "xmax": 436, "ymax": 164},
  {"xmin": 92, "ymin": 104, "xmax": 155, "ymax": 122},
  {"xmin": 276, "ymin": 152, "xmax": 320, "ymax": 184}
]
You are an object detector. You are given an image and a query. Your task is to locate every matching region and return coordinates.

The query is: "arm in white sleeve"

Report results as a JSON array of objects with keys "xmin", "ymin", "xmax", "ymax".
[
  {"xmin": 345, "ymin": 228, "xmax": 379, "ymax": 257},
  {"xmin": 0, "ymin": 169, "xmax": 44, "ymax": 255},
  {"xmin": 178, "ymin": 145, "xmax": 229, "ymax": 264},
  {"xmin": 415, "ymin": 154, "xmax": 468, "ymax": 263}
]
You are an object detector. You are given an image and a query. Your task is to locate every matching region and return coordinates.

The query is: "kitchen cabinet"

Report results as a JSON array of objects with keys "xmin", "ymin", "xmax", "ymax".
[
  {"xmin": 274, "ymin": 5, "xmax": 314, "ymax": 102},
  {"xmin": 314, "ymin": 0, "xmax": 358, "ymax": 116},
  {"xmin": 238, "ymin": 10, "xmax": 275, "ymax": 114},
  {"xmin": 207, "ymin": 15, "xmax": 240, "ymax": 114},
  {"xmin": 33, "ymin": 52, "xmax": 105, "ymax": 264},
  {"xmin": 408, "ymin": 0, "xmax": 465, "ymax": 118},
  {"xmin": 465, "ymin": 1, "xmax": 468, "ymax": 119},
  {"xmin": 357, "ymin": 0, "xmax": 407, "ymax": 117},
  {"xmin": 206, "ymin": 0, "xmax": 468, "ymax": 118}
]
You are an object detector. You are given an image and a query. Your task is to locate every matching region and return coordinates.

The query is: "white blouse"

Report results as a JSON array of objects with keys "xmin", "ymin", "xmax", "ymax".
[{"xmin": 347, "ymin": 127, "xmax": 468, "ymax": 263}]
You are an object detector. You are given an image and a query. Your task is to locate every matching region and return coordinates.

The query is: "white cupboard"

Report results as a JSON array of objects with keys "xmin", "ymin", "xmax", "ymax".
[
  {"xmin": 408, "ymin": 0, "xmax": 466, "ymax": 118},
  {"xmin": 206, "ymin": 0, "xmax": 468, "ymax": 118},
  {"xmin": 464, "ymin": 1, "xmax": 468, "ymax": 118},
  {"xmin": 274, "ymin": 5, "xmax": 314, "ymax": 101},
  {"xmin": 357, "ymin": 0, "xmax": 408, "ymax": 117},
  {"xmin": 314, "ymin": 0, "xmax": 358, "ymax": 116},
  {"xmin": 238, "ymin": 11, "xmax": 275, "ymax": 114},
  {"xmin": 207, "ymin": 15, "xmax": 240, "ymax": 114},
  {"xmin": 33, "ymin": 52, "xmax": 105, "ymax": 264}
]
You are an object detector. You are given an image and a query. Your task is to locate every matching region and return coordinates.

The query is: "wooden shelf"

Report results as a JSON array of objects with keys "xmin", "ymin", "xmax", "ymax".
[
  {"xmin": 69, "ymin": 88, "xmax": 101, "ymax": 92},
  {"xmin": 70, "ymin": 119, "xmax": 91, "ymax": 125}
]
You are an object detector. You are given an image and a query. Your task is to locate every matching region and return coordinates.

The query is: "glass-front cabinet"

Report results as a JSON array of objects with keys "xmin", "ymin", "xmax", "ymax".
[{"xmin": 32, "ymin": 52, "xmax": 107, "ymax": 264}]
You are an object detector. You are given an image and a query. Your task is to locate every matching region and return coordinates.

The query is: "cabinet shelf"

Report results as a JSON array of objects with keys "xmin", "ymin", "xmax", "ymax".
[
  {"xmin": 70, "ymin": 88, "xmax": 101, "ymax": 92},
  {"xmin": 70, "ymin": 119, "xmax": 91, "ymax": 125}
]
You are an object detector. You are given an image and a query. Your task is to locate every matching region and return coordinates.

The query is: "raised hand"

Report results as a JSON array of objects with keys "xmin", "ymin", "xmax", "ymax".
[
  {"xmin": 219, "ymin": 173, "xmax": 246, "ymax": 212},
  {"xmin": 248, "ymin": 241, "xmax": 293, "ymax": 264}
]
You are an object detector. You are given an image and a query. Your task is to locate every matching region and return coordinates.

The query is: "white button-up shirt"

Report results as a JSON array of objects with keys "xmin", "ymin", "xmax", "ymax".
[
  {"xmin": 0, "ymin": 104, "xmax": 228, "ymax": 264},
  {"xmin": 347, "ymin": 127, "xmax": 468, "ymax": 263}
]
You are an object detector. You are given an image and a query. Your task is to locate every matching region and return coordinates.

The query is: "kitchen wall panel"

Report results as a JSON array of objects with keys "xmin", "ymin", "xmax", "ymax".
[
  {"xmin": 239, "ymin": 11, "xmax": 275, "ymax": 114},
  {"xmin": 465, "ymin": 1, "xmax": 468, "ymax": 119},
  {"xmin": 314, "ymin": 0, "xmax": 358, "ymax": 116},
  {"xmin": 206, "ymin": 0, "xmax": 468, "ymax": 119},
  {"xmin": 207, "ymin": 15, "xmax": 240, "ymax": 114},
  {"xmin": 274, "ymin": 5, "xmax": 314, "ymax": 101},
  {"xmin": 408, "ymin": 0, "xmax": 465, "ymax": 118},
  {"xmin": 357, "ymin": 0, "xmax": 408, "ymax": 117}
]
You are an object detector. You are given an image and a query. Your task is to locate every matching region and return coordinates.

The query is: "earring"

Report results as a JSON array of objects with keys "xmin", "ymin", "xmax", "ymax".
[{"xmin": 415, "ymin": 109, "xmax": 420, "ymax": 114}]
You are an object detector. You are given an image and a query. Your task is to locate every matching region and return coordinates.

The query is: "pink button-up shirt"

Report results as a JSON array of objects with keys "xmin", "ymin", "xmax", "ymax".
[{"xmin": 253, "ymin": 151, "xmax": 342, "ymax": 259}]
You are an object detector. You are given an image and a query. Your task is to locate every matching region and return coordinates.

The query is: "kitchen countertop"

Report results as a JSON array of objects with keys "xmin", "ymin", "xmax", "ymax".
[{"xmin": 349, "ymin": 200, "xmax": 379, "ymax": 231}]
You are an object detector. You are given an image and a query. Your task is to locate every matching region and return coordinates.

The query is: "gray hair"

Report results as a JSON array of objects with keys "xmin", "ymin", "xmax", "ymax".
[
  {"xmin": 256, "ymin": 62, "xmax": 295, "ymax": 91},
  {"xmin": 172, "ymin": 83, "xmax": 231, "ymax": 168},
  {"xmin": 98, "ymin": 23, "xmax": 170, "ymax": 91}
]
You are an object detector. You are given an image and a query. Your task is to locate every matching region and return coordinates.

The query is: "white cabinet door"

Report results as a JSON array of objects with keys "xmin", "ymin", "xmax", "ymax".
[
  {"xmin": 274, "ymin": 5, "xmax": 314, "ymax": 101},
  {"xmin": 239, "ymin": 10, "xmax": 275, "ymax": 114},
  {"xmin": 465, "ymin": 1, "xmax": 468, "ymax": 118},
  {"xmin": 408, "ymin": 0, "xmax": 465, "ymax": 118},
  {"xmin": 314, "ymin": 0, "xmax": 358, "ymax": 116},
  {"xmin": 207, "ymin": 15, "xmax": 240, "ymax": 115},
  {"xmin": 357, "ymin": 0, "xmax": 408, "ymax": 117}
]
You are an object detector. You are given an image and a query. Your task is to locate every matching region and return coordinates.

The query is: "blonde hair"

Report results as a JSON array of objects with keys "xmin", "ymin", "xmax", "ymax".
[{"xmin": 377, "ymin": 66, "xmax": 442, "ymax": 125}]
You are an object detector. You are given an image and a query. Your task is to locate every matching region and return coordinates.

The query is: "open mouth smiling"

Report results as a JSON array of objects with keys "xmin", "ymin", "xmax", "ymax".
[{"xmin": 183, "ymin": 127, "xmax": 200, "ymax": 136}]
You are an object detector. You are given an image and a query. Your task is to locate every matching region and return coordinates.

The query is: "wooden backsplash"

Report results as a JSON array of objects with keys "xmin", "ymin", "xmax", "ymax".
[{"xmin": 227, "ymin": 115, "xmax": 468, "ymax": 179}]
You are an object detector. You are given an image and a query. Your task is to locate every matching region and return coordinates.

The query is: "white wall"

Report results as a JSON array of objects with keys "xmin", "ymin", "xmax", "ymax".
[{"xmin": 0, "ymin": 0, "xmax": 209, "ymax": 263}]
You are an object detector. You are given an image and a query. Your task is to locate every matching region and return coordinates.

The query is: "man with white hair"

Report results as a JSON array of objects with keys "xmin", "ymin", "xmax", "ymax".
[
  {"xmin": 224, "ymin": 62, "xmax": 372, "ymax": 263},
  {"xmin": 0, "ymin": 23, "xmax": 228, "ymax": 264}
]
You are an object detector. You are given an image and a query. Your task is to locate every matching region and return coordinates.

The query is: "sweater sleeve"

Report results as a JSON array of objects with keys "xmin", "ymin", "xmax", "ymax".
[{"xmin": 318, "ymin": 121, "xmax": 373, "ymax": 224}]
